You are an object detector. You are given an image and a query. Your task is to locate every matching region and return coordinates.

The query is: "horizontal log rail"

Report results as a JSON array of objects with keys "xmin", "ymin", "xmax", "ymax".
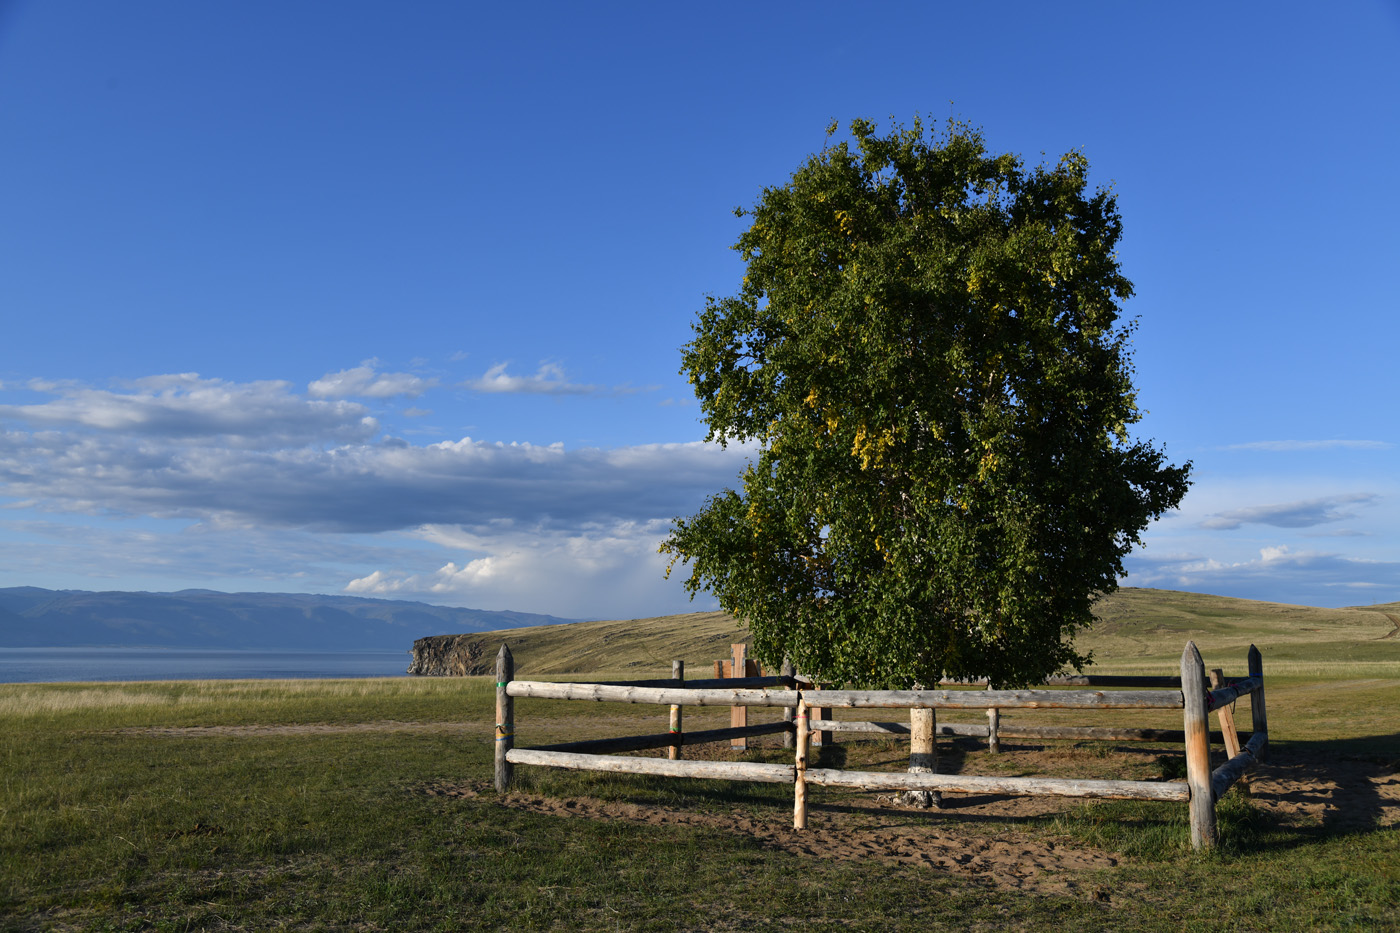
[
  {"xmin": 506, "ymin": 748, "xmax": 796, "ymax": 784},
  {"xmin": 1206, "ymin": 676, "xmax": 1261, "ymax": 711},
  {"xmin": 593, "ymin": 675, "xmax": 796, "ymax": 690},
  {"xmin": 493, "ymin": 640, "xmax": 1269, "ymax": 852},
  {"xmin": 532, "ymin": 722, "xmax": 791, "ymax": 756},
  {"xmin": 817, "ymin": 718, "xmax": 1246, "ymax": 745},
  {"xmin": 804, "ymin": 768, "xmax": 1190, "ymax": 801},
  {"xmin": 1210, "ymin": 731, "xmax": 1268, "ymax": 801},
  {"xmin": 813, "ymin": 687, "xmax": 1185, "ymax": 710},
  {"xmin": 506, "ymin": 680, "xmax": 800, "ymax": 708}
]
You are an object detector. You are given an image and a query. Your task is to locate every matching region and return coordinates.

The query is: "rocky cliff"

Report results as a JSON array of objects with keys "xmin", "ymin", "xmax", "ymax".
[{"xmin": 407, "ymin": 634, "xmax": 491, "ymax": 676}]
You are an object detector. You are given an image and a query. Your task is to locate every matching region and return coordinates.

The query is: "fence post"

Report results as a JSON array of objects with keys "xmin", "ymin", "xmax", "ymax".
[
  {"xmin": 1248, "ymin": 644, "xmax": 1268, "ymax": 762},
  {"xmin": 730, "ymin": 643, "xmax": 748, "ymax": 749},
  {"xmin": 668, "ymin": 659, "xmax": 684, "ymax": 760},
  {"xmin": 1182, "ymin": 641, "xmax": 1215, "ymax": 849},
  {"xmin": 495, "ymin": 643, "xmax": 515, "ymax": 793},
  {"xmin": 1210, "ymin": 668, "xmax": 1243, "ymax": 766},
  {"xmin": 986, "ymin": 681, "xmax": 1001, "ymax": 754},
  {"xmin": 794, "ymin": 696, "xmax": 809, "ymax": 829},
  {"xmin": 906, "ymin": 688, "xmax": 942, "ymax": 808},
  {"xmin": 781, "ymin": 658, "xmax": 795, "ymax": 750}
]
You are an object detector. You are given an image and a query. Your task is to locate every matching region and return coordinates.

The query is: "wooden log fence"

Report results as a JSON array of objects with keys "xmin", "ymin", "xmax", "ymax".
[{"xmin": 494, "ymin": 640, "xmax": 1268, "ymax": 850}]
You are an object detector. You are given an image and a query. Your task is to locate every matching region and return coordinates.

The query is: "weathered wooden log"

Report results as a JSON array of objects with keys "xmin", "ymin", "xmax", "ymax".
[
  {"xmin": 506, "ymin": 748, "xmax": 795, "ymax": 783},
  {"xmin": 803, "ymin": 769, "xmax": 1190, "ymax": 801},
  {"xmin": 810, "ymin": 720, "xmax": 978, "ymax": 737},
  {"xmin": 810, "ymin": 719, "xmax": 1241, "ymax": 744},
  {"xmin": 494, "ymin": 644, "xmax": 514, "ymax": 792},
  {"xmin": 505, "ymin": 680, "xmax": 800, "ymax": 708},
  {"xmin": 1248, "ymin": 645, "xmax": 1268, "ymax": 763},
  {"xmin": 906, "ymin": 697, "xmax": 940, "ymax": 808},
  {"xmin": 1182, "ymin": 641, "xmax": 1216, "ymax": 849},
  {"xmin": 813, "ymin": 687, "xmax": 1185, "ymax": 710},
  {"xmin": 987, "ymin": 703, "xmax": 1001, "ymax": 754},
  {"xmin": 592, "ymin": 675, "xmax": 795, "ymax": 690},
  {"xmin": 1210, "ymin": 732, "xmax": 1267, "ymax": 800},
  {"xmin": 794, "ymin": 698, "xmax": 809, "ymax": 830},
  {"xmin": 668, "ymin": 659, "xmax": 684, "ymax": 760},
  {"xmin": 730, "ymin": 644, "xmax": 749, "ymax": 749},
  {"xmin": 1206, "ymin": 676, "xmax": 1261, "ymax": 710},
  {"xmin": 811, "ymin": 701, "xmax": 832, "ymax": 746},
  {"xmin": 530, "ymin": 721, "xmax": 791, "ymax": 756},
  {"xmin": 1210, "ymin": 669, "xmax": 1243, "ymax": 767}
]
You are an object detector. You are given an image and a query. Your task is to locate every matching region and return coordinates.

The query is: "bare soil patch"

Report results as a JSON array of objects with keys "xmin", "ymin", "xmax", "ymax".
[
  {"xmin": 420, "ymin": 742, "xmax": 1397, "ymax": 897},
  {"xmin": 423, "ymin": 779, "xmax": 1118, "ymax": 896},
  {"xmin": 127, "ymin": 722, "xmax": 1398, "ymax": 892},
  {"xmin": 1245, "ymin": 747, "xmax": 1399, "ymax": 832}
]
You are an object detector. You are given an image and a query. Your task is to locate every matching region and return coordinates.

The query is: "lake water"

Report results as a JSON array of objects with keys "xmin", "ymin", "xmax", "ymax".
[{"xmin": 0, "ymin": 647, "xmax": 413, "ymax": 683}]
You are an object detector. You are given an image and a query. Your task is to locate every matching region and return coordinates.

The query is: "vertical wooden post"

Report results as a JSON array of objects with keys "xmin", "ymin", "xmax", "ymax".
[
  {"xmin": 781, "ymin": 658, "xmax": 796, "ymax": 750},
  {"xmin": 1182, "ymin": 641, "xmax": 1215, "ymax": 849},
  {"xmin": 986, "ymin": 681, "xmax": 1000, "ymax": 753},
  {"xmin": 730, "ymin": 643, "xmax": 748, "ymax": 750},
  {"xmin": 812, "ymin": 698, "xmax": 832, "ymax": 747},
  {"xmin": 793, "ymin": 697, "xmax": 809, "ymax": 830},
  {"xmin": 1210, "ymin": 668, "xmax": 1243, "ymax": 763},
  {"xmin": 668, "ymin": 659, "xmax": 684, "ymax": 760},
  {"xmin": 494, "ymin": 643, "xmax": 514, "ymax": 793},
  {"xmin": 906, "ymin": 694, "xmax": 941, "ymax": 808},
  {"xmin": 1248, "ymin": 644, "xmax": 1268, "ymax": 763}
]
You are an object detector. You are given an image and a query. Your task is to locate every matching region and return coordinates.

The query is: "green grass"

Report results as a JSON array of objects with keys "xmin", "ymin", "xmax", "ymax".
[{"xmin": 3, "ymin": 668, "xmax": 1398, "ymax": 932}]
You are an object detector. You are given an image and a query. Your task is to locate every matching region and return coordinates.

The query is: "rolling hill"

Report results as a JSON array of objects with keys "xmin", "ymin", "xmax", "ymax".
[
  {"xmin": 0, "ymin": 587, "xmax": 582, "ymax": 650},
  {"xmin": 435, "ymin": 588, "xmax": 1400, "ymax": 680}
]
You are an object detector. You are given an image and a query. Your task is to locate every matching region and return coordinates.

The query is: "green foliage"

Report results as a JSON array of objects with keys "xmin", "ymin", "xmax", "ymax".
[{"xmin": 664, "ymin": 116, "xmax": 1190, "ymax": 688}]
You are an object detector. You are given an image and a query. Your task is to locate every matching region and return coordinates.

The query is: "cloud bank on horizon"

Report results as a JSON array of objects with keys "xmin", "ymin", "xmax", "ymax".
[
  {"xmin": 0, "ymin": 2, "xmax": 1396, "ymax": 617},
  {"xmin": 1, "ymin": 363, "xmax": 1395, "ymax": 616},
  {"xmin": 0, "ymin": 366, "xmax": 755, "ymax": 617}
]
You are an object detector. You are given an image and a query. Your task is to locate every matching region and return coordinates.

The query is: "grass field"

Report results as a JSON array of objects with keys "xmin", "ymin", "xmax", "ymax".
[
  {"xmin": 455, "ymin": 588, "xmax": 1400, "ymax": 681},
  {"xmin": 3, "ymin": 589, "xmax": 1398, "ymax": 931}
]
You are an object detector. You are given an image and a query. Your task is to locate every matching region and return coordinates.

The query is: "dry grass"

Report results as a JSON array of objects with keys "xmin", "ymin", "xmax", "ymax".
[{"xmin": 460, "ymin": 588, "xmax": 1400, "ymax": 681}]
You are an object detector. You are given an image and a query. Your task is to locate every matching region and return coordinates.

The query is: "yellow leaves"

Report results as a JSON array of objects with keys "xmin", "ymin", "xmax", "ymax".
[
  {"xmin": 835, "ymin": 209, "xmax": 855, "ymax": 238},
  {"xmin": 824, "ymin": 408, "xmax": 841, "ymax": 436},
  {"xmin": 977, "ymin": 449, "xmax": 1000, "ymax": 482},
  {"xmin": 851, "ymin": 422, "xmax": 897, "ymax": 470}
]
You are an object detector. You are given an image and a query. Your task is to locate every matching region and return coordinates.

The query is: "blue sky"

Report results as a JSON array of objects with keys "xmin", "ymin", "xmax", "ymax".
[{"xmin": 1, "ymin": 1, "xmax": 1397, "ymax": 618}]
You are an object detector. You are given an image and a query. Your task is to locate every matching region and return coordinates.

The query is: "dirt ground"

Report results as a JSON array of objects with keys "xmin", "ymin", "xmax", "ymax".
[
  {"xmin": 420, "ymin": 741, "xmax": 1400, "ymax": 897},
  {"xmin": 133, "ymin": 722, "xmax": 1399, "ymax": 897}
]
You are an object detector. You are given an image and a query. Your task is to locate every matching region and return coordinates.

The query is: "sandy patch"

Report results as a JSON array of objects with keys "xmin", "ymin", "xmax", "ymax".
[
  {"xmin": 1246, "ymin": 748, "xmax": 1400, "ymax": 831},
  {"xmin": 423, "ymin": 779, "xmax": 1117, "ymax": 895}
]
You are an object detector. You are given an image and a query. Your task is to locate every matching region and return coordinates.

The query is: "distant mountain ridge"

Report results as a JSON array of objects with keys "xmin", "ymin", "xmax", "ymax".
[{"xmin": 0, "ymin": 587, "xmax": 582, "ymax": 650}]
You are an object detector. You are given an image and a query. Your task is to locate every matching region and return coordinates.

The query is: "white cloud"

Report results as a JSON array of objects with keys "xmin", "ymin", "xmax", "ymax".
[
  {"xmin": 1124, "ymin": 545, "xmax": 1400, "ymax": 608},
  {"xmin": 0, "ymin": 375, "xmax": 377, "ymax": 448},
  {"xmin": 308, "ymin": 361, "xmax": 435, "ymax": 399},
  {"xmin": 0, "ymin": 403, "xmax": 751, "ymax": 533},
  {"xmin": 343, "ymin": 519, "xmax": 715, "ymax": 618},
  {"xmin": 464, "ymin": 362, "xmax": 605, "ymax": 395},
  {"xmin": 1200, "ymin": 493, "xmax": 1380, "ymax": 530}
]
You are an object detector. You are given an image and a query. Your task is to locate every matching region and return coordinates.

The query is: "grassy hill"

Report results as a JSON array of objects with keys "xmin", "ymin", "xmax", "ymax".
[{"xmin": 460, "ymin": 587, "xmax": 1400, "ymax": 680}]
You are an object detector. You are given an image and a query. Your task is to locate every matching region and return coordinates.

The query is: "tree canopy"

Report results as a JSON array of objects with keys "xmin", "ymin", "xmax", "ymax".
[{"xmin": 662, "ymin": 117, "xmax": 1190, "ymax": 689}]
